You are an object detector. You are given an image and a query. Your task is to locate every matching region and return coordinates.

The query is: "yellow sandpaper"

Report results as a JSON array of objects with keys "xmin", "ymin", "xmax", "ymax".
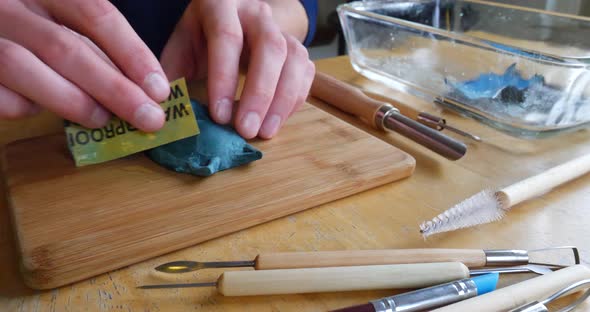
[{"xmin": 64, "ymin": 78, "xmax": 199, "ymax": 166}]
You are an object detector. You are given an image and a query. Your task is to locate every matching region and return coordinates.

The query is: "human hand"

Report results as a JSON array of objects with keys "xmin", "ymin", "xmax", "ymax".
[
  {"xmin": 0, "ymin": 0, "xmax": 170, "ymax": 131},
  {"xmin": 160, "ymin": 0, "xmax": 316, "ymax": 139}
]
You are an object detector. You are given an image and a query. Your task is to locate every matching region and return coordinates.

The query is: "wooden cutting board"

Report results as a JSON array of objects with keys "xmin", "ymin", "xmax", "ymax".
[{"xmin": 2, "ymin": 103, "xmax": 415, "ymax": 290}]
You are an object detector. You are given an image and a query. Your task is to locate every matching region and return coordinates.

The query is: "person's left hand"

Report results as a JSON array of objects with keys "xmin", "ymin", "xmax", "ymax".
[{"xmin": 160, "ymin": 0, "xmax": 315, "ymax": 139}]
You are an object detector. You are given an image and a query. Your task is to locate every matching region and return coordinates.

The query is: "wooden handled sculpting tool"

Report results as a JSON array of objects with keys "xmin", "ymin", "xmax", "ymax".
[
  {"xmin": 155, "ymin": 247, "xmax": 579, "ymax": 273},
  {"xmin": 310, "ymin": 72, "xmax": 467, "ymax": 160},
  {"xmin": 431, "ymin": 264, "xmax": 590, "ymax": 312},
  {"xmin": 139, "ymin": 262, "xmax": 470, "ymax": 296},
  {"xmin": 509, "ymin": 278, "xmax": 590, "ymax": 311}
]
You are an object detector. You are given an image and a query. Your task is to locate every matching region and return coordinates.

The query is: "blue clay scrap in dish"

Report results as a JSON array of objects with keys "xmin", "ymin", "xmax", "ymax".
[
  {"xmin": 448, "ymin": 63, "xmax": 545, "ymax": 101},
  {"xmin": 146, "ymin": 100, "xmax": 263, "ymax": 177}
]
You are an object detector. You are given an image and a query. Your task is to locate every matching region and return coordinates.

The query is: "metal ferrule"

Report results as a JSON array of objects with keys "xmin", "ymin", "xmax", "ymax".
[
  {"xmin": 376, "ymin": 105, "xmax": 467, "ymax": 160},
  {"xmin": 371, "ymin": 279, "xmax": 477, "ymax": 312},
  {"xmin": 509, "ymin": 301, "xmax": 549, "ymax": 312},
  {"xmin": 374, "ymin": 104, "xmax": 398, "ymax": 131},
  {"xmin": 484, "ymin": 250, "xmax": 529, "ymax": 266}
]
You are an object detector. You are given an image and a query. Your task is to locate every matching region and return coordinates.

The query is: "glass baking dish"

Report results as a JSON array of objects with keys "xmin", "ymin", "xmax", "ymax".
[{"xmin": 337, "ymin": 0, "xmax": 590, "ymax": 138}]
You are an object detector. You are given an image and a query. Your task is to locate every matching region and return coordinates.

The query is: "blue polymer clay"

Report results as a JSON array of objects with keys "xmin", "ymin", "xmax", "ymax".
[
  {"xmin": 146, "ymin": 100, "xmax": 263, "ymax": 177},
  {"xmin": 448, "ymin": 63, "xmax": 545, "ymax": 101}
]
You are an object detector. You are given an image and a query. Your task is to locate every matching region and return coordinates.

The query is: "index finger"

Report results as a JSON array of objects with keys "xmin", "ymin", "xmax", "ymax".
[
  {"xmin": 199, "ymin": 0, "xmax": 244, "ymax": 125},
  {"xmin": 43, "ymin": 0, "xmax": 170, "ymax": 102},
  {"xmin": 234, "ymin": 2, "xmax": 287, "ymax": 139}
]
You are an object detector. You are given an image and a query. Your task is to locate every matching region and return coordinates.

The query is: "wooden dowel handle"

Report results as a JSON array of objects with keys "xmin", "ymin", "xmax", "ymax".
[
  {"xmin": 217, "ymin": 262, "xmax": 469, "ymax": 296},
  {"xmin": 311, "ymin": 71, "xmax": 387, "ymax": 128},
  {"xmin": 431, "ymin": 264, "xmax": 590, "ymax": 312},
  {"xmin": 254, "ymin": 249, "xmax": 486, "ymax": 270},
  {"xmin": 498, "ymin": 154, "xmax": 590, "ymax": 208}
]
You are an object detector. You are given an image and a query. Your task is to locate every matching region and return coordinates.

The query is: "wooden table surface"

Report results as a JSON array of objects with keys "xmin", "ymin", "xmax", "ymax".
[{"xmin": 2, "ymin": 56, "xmax": 590, "ymax": 311}]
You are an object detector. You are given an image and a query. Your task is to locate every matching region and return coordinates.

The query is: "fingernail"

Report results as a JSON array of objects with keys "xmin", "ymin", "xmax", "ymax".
[
  {"xmin": 215, "ymin": 98, "xmax": 233, "ymax": 124},
  {"xmin": 89, "ymin": 105, "xmax": 111, "ymax": 128},
  {"xmin": 143, "ymin": 72, "xmax": 170, "ymax": 101},
  {"xmin": 260, "ymin": 114, "xmax": 282, "ymax": 138},
  {"xmin": 133, "ymin": 104, "xmax": 165, "ymax": 132},
  {"xmin": 240, "ymin": 111, "xmax": 261, "ymax": 138}
]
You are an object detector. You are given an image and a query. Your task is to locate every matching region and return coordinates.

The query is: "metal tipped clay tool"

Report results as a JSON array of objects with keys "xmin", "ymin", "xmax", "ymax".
[
  {"xmin": 469, "ymin": 264, "xmax": 558, "ymax": 276},
  {"xmin": 509, "ymin": 278, "xmax": 590, "ymax": 312},
  {"xmin": 140, "ymin": 262, "xmax": 564, "ymax": 296},
  {"xmin": 311, "ymin": 72, "xmax": 467, "ymax": 160},
  {"xmin": 155, "ymin": 246, "xmax": 579, "ymax": 273},
  {"xmin": 417, "ymin": 111, "xmax": 482, "ymax": 142},
  {"xmin": 140, "ymin": 262, "xmax": 472, "ymax": 296},
  {"xmin": 420, "ymin": 153, "xmax": 590, "ymax": 237}
]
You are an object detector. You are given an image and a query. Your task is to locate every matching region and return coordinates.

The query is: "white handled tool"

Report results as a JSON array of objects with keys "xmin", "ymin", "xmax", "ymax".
[{"xmin": 139, "ymin": 262, "xmax": 469, "ymax": 296}]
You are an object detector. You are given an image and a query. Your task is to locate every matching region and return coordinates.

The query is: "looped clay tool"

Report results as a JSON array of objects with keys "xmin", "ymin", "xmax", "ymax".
[
  {"xmin": 154, "ymin": 247, "xmax": 579, "ymax": 274},
  {"xmin": 311, "ymin": 72, "xmax": 467, "ymax": 160},
  {"xmin": 509, "ymin": 278, "xmax": 590, "ymax": 312},
  {"xmin": 420, "ymin": 153, "xmax": 590, "ymax": 237}
]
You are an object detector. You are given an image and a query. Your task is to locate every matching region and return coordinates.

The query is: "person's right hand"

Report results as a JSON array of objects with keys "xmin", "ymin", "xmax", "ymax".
[{"xmin": 0, "ymin": 0, "xmax": 170, "ymax": 131}]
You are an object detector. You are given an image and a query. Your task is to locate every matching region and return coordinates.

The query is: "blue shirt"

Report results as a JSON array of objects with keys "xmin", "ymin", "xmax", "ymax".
[{"xmin": 110, "ymin": 0, "xmax": 317, "ymax": 59}]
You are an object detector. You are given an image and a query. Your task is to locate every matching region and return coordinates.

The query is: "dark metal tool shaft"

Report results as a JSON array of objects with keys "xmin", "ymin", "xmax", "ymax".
[{"xmin": 378, "ymin": 105, "xmax": 467, "ymax": 160}]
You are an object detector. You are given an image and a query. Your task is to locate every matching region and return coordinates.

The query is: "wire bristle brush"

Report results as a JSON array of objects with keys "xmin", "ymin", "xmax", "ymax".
[{"xmin": 420, "ymin": 153, "xmax": 590, "ymax": 237}]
